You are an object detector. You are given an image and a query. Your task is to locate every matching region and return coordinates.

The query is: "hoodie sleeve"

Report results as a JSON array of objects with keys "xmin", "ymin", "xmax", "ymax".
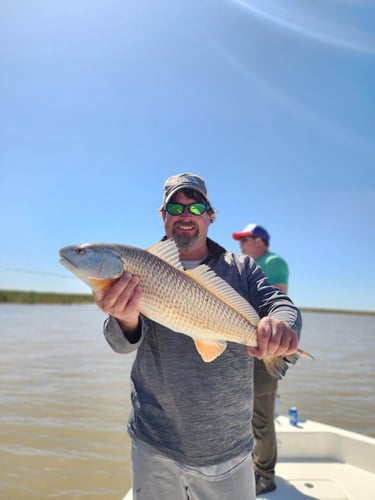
[
  {"xmin": 249, "ymin": 261, "xmax": 302, "ymax": 338},
  {"xmin": 234, "ymin": 254, "xmax": 302, "ymax": 339},
  {"xmin": 103, "ymin": 315, "xmax": 147, "ymax": 353}
]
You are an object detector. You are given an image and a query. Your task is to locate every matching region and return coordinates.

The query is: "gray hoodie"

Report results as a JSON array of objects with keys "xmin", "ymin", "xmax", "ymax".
[{"xmin": 103, "ymin": 238, "xmax": 302, "ymax": 467}]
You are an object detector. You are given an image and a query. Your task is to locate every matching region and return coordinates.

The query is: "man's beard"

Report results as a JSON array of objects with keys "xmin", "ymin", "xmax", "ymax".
[{"xmin": 172, "ymin": 225, "xmax": 199, "ymax": 252}]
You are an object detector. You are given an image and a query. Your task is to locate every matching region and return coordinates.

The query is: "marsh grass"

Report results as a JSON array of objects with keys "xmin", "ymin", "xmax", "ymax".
[{"xmin": 0, "ymin": 290, "xmax": 93, "ymax": 304}]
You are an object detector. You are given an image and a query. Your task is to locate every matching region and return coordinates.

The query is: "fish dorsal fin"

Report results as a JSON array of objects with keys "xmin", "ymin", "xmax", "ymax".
[
  {"xmin": 146, "ymin": 239, "xmax": 184, "ymax": 270},
  {"xmin": 186, "ymin": 265, "xmax": 260, "ymax": 326},
  {"xmin": 146, "ymin": 240, "xmax": 259, "ymax": 325},
  {"xmin": 194, "ymin": 339, "xmax": 227, "ymax": 362}
]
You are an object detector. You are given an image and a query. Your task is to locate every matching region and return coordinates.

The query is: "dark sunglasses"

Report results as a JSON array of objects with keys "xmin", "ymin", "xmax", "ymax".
[{"xmin": 165, "ymin": 202, "xmax": 209, "ymax": 216}]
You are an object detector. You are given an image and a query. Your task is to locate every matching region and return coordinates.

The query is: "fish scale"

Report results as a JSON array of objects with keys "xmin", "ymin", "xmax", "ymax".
[{"xmin": 114, "ymin": 246, "xmax": 258, "ymax": 345}]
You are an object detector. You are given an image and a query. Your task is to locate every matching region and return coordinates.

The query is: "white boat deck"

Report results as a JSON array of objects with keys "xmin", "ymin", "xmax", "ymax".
[
  {"xmin": 267, "ymin": 461, "xmax": 372, "ymax": 499},
  {"xmin": 261, "ymin": 415, "xmax": 375, "ymax": 499},
  {"xmin": 124, "ymin": 415, "xmax": 375, "ymax": 499}
]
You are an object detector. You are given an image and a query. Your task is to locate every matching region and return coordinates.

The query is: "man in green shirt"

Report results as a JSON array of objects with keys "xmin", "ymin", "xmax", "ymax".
[{"xmin": 232, "ymin": 223, "xmax": 289, "ymax": 496}]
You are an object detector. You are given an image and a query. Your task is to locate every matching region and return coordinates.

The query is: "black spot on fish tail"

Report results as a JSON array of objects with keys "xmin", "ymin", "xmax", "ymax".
[{"xmin": 262, "ymin": 356, "xmax": 294, "ymax": 380}]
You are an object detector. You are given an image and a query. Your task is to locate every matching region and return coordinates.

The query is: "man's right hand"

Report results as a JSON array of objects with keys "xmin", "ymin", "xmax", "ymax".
[{"xmin": 93, "ymin": 272, "xmax": 143, "ymax": 334}]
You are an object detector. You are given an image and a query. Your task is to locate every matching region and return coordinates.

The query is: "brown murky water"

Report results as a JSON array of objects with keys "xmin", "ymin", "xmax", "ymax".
[{"xmin": 1, "ymin": 304, "xmax": 374, "ymax": 499}]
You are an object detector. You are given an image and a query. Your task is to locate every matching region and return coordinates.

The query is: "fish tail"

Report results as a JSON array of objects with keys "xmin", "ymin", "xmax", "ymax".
[
  {"xmin": 296, "ymin": 348, "xmax": 315, "ymax": 361},
  {"xmin": 262, "ymin": 355, "xmax": 296, "ymax": 380},
  {"xmin": 263, "ymin": 348, "xmax": 315, "ymax": 380}
]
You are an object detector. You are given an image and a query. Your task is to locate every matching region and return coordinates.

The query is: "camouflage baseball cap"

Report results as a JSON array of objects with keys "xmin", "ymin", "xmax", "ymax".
[{"xmin": 162, "ymin": 173, "xmax": 210, "ymax": 207}]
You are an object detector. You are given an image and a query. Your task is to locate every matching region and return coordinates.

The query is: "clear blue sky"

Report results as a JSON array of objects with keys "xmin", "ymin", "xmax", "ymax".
[{"xmin": 1, "ymin": 0, "xmax": 374, "ymax": 312}]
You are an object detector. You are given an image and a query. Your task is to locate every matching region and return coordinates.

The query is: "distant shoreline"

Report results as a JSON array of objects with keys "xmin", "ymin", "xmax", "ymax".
[
  {"xmin": 0, "ymin": 289, "xmax": 93, "ymax": 305},
  {"xmin": 298, "ymin": 307, "xmax": 374, "ymax": 316},
  {"xmin": 0, "ymin": 289, "xmax": 374, "ymax": 316}
]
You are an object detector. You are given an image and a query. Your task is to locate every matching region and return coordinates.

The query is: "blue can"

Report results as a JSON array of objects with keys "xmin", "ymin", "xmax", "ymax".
[{"xmin": 288, "ymin": 406, "xmax": 298, "ymax": 426}]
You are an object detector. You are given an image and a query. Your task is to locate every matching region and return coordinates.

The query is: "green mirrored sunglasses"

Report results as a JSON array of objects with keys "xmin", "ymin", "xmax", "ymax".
[{"xmin": 165, "ymin": 202, "xmax": 208, "ymax": 216}]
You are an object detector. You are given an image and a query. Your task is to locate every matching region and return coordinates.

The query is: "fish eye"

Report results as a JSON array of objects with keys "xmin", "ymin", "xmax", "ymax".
[{"xmin": 75, "ymin": 248, "xmax": 86, "ymax": 255}]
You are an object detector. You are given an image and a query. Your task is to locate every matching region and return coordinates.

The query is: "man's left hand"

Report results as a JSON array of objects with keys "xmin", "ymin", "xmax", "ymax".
[{"xmin": 247, "ymin": 317, "xmax": 298, "ymax": 359}]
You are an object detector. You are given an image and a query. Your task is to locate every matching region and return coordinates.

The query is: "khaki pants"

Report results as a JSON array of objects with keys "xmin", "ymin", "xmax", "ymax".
[{"xmin": 252, "ymin": 358, "xmax": 278, "ymax": 480}]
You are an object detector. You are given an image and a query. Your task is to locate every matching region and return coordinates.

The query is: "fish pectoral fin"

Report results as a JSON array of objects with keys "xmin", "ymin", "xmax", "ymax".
[
  {"xmin": 87, "ymin": 276, "xmax": 119, "ymax": 291},
  {"xmin": 194, "ymin": 339, "xmax": 227, "ymax": 362}
]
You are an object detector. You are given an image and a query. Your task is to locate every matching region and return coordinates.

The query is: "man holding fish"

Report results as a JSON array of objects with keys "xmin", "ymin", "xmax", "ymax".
[{"xmin": 63, "ymin": 173, "xmax": 303, "ymax": 499}]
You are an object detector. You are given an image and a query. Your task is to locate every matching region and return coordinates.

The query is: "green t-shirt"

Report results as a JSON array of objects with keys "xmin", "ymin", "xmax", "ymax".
[{"xmin": 255, "ymin": 251, "xmax": 289, "ymax": 288}]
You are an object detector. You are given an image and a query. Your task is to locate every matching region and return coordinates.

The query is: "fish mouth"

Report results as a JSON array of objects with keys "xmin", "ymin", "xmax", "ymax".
[
  {"xmin": 59, "ymin": 253, "xmax": 86, "ymax": 276},
  {"xmin": 59, "ymin": 250, "xmax": 124, "ymax": 283},
  {"xmin": 59, "ymin": 256, "xmax": 77, "ymax": 273}
]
